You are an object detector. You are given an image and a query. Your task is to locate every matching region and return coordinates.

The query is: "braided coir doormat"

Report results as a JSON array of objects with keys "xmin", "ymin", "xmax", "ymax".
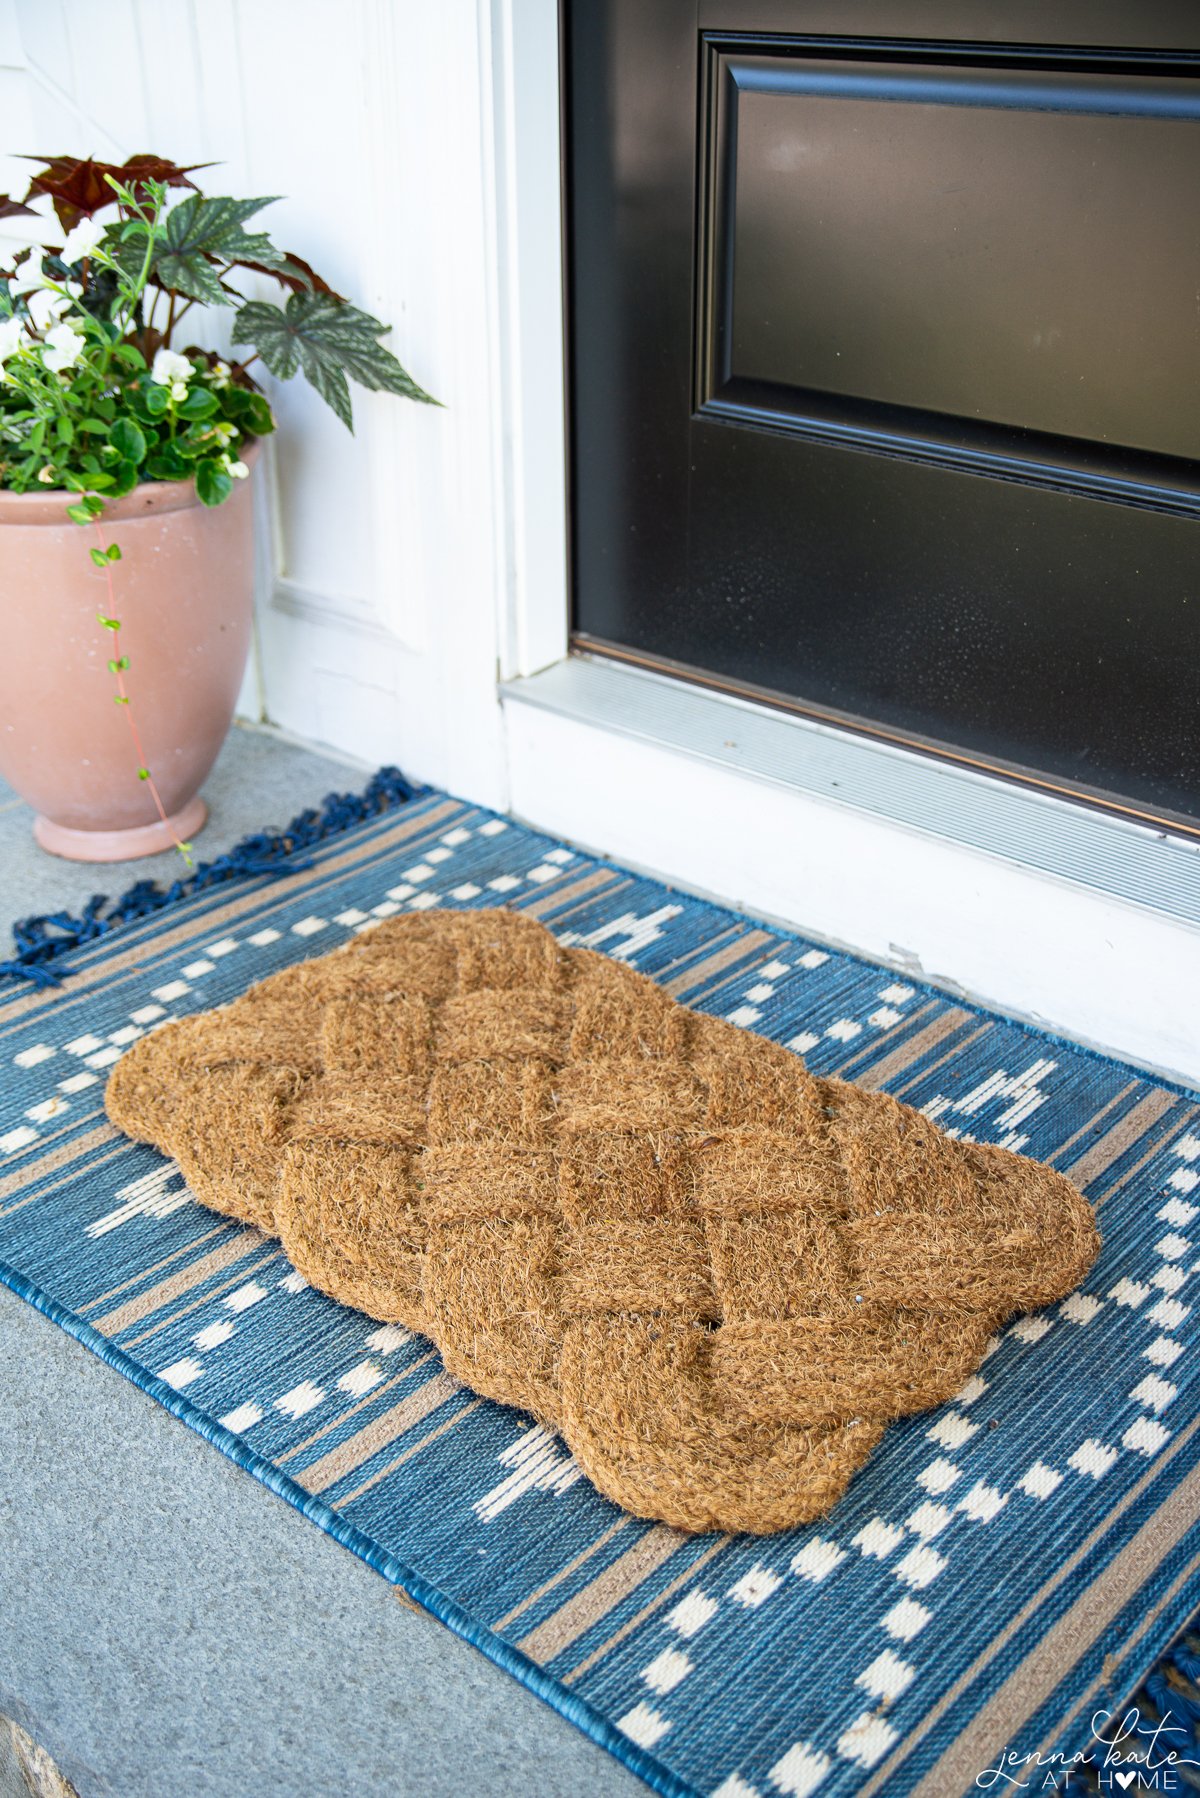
[{"xmin": 105, "ymin": 906, "xmax": 1099, "ymax": 1534}]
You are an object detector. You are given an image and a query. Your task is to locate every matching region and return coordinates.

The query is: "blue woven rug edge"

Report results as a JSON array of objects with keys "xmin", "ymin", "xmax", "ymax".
[
  {"xmin": 0, "ymin": 763, "xmax": 429, "ymax": 991},
  {"xmin": 0, "ymin": 1253, "xmax": 697, "ymax": 1798}
]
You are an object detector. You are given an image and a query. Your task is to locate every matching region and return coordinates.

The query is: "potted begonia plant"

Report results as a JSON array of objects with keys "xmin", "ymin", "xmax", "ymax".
[{"xmin": 0, "ymin": 154, "xmax": 434, "ymax": 862}]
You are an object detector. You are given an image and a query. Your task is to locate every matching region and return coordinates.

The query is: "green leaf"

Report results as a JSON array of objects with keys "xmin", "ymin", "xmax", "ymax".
[
  {"xmin": 170, "ymin": 435, "xmax": 206, "ymax": 462},
  {"xmin": 152, "ymin": 194, "xmax": 285, "ymax": 306},
  {"xmin": 109, "ymin": 418, "xmax": 146, "ymax": 462},
  {"xmin": 105, "ymin": 543, "xmax": 122, "ymax": 562},
  {"xmin": 144, "ymin": 385, "xmax": 170, "ymax": 417},
  {"xmin": 177, "ymin": 387, "xmax": 218, "ymax": 420},
  {"xmin": 224, "ymin": 387, "xmax": 274, "ymax": 435},
  {"xmin": 55, "ymin": 417, "xmax": 75, "ymax": 445},
  {"xmin": 112, "ymin": 344, "xmax": 146, "ymax": 369},
  {"xmin": 146, "ymin": 444, "xmax": 188, "ymax": 481},
  {"xmin": 195, "ymin": 458, "xmax": 232, "ymax": 507},
  {"xmin": 231, "ymin": 291, "xmax": 438, "ymax": 430},
  {"xmin": 77, "ymin": 416, "xmax": 111, "ymax": 434},
  {"xmin": 89, "ymin": 546, "xmax": 109, "ymax": 568},
  {"xmin": 68, "ymin": 493, "xmax": 105, "ymax": 520},
  {"xmin": 107, "ymin": 459, "xmax": 139, "ymax": 498}
]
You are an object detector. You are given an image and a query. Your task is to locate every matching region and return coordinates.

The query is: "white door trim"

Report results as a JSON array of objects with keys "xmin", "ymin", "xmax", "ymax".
[{"xmin": 487, "ymin": 0, "xmax": 572, "ymax": 682}]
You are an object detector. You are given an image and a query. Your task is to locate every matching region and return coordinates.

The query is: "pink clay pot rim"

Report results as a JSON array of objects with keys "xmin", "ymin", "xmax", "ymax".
[{"xmin": 0, "ymin": 435, "xmax": 261, "ymax": 524}]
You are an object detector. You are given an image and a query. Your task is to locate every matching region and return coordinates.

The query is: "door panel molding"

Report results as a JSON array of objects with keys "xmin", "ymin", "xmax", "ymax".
[{"xmin": 695, "ymin": 35, "xmax": 1200, "ymax": 514}]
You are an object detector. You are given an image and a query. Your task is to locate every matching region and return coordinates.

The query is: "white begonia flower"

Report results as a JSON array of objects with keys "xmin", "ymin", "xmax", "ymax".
[
  {"xmin": 171, "ymin": 381, "xmax": 188, "ymax": 401},
  {"xmin": 227, "ymin": 460, "xmax": 249, "ymax": 480},
  {"xmin": 9, "ymin": 270, "xmax": 47, "ymax": 297},
  {"xmin": 26, "ymin": 286, "xmax": 70, "ymax": 333},
  {"xmin": 60, "ymin": 217, "xmax": 105, "ymax": 264},
  {"xmin": 151, "ymin": 347, "xmax": 193, "ymax": 387},
  {"xmin": 43, "ymin": 322, "xmax": 85, "ymax": 373},
  {"xmin": 37, "ymin": 464, "xmax": 57, "ymax": 483},
  {"xmin": 211, "ymin": 360, "xmax": 231, "ymax": 389},
  {"xmin": 0, "ymin": 315, "xmax": 26, "ymax": 365}
]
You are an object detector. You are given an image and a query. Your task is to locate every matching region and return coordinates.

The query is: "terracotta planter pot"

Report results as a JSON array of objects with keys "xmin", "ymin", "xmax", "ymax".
[{"xmin": 0, "ymin": 445, "xmax": 258, "ymax": 861}]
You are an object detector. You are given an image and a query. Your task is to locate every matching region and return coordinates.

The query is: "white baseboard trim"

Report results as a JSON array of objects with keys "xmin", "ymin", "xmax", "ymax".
[{"xmin": 502, "ymin": 657, "xmax": 1200, "ymax": 1088}]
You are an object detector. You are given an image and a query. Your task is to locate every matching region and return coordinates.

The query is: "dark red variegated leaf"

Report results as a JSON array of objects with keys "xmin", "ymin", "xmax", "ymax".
[
  {"xmin": 20, "ymin": 154, "xmax": 215, "ymax": 228},
  {"xmin": 233, "ymin": 249, "xmax": 345, "ymax": 300},
  {"xmin": 119, "ymin": 154, "xmax": 216, "ymax": 192}
]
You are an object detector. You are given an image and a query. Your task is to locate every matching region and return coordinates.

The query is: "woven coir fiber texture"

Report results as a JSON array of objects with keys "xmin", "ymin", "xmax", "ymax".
[{"xmin": 105, "ymin": 908, "xmax": 1099, "ymax": 1534}]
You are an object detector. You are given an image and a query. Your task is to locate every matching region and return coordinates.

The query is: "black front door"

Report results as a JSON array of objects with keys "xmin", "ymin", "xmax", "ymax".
[{"xmin": 565, "ymin": 1, "xmax": 1200, "ymax": 830}]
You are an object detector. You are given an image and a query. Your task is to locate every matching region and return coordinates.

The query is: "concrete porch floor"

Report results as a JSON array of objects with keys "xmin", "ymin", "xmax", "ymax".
[{"xmin": 0, "ymin": 726, "xmax": 642, "ymax": 1798}]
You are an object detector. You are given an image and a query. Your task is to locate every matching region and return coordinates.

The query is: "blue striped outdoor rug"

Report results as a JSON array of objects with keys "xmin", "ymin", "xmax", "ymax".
[{"xmin": 2, "ymin": 784, "xmax": 1198, "ymax": 1798}]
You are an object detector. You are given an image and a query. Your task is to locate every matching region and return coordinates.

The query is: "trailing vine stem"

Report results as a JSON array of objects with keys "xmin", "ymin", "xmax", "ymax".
[{"xmin": 91, "ymin": 517, "xmax": 194, "ymax": 866}]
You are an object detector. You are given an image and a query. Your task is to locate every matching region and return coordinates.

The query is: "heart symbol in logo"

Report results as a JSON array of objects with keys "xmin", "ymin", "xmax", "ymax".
[{"xmin": 1114, "ymin": 1774, "xmax": 1137, "ymax": 1791}]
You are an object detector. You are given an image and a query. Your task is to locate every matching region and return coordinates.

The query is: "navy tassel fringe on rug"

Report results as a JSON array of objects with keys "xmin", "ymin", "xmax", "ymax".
[
  {"xmin": 2, "ymin": 774, "xmax": 1199, "ymax": 1798},
  {"xmin": 0, "ymin": 765, "xmax": 426, "ymax": 989}
]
